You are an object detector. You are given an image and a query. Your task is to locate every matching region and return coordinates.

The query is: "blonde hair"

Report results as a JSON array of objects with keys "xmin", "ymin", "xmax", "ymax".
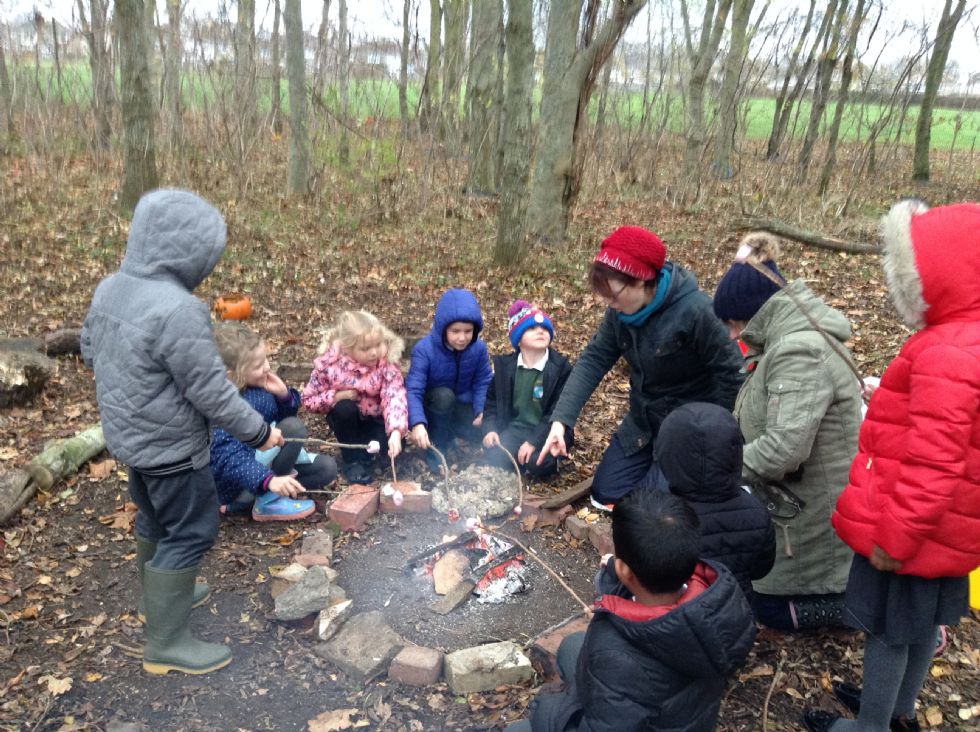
[
  {"xmin": 214, "ymin": 322, "xmax": 263, "ymax": 390},
  {"xmin": 319, "ymin": 310, "xmax": 404, "ymax": 364}
]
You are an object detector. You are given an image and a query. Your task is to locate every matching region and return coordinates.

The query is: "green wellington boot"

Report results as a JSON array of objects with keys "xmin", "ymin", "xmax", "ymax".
[
  {"xmin": 142, "ymin": 565, "xmax": 232, "ymax": 675},
  {"xmin": 136, "ymin": 537, "xmax": 211, "ymax": 623}
]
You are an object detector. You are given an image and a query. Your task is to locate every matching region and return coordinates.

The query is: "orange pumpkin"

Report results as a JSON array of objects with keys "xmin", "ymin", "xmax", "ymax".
[{"xmin": 215, "ymin": 294, "xmax": 253, "ymax": 321}]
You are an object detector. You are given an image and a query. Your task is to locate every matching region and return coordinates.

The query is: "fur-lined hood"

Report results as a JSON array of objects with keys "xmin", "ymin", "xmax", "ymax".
[{"xmin": 881, "ymin": 201, "xmax": 980, "ymax": 329}]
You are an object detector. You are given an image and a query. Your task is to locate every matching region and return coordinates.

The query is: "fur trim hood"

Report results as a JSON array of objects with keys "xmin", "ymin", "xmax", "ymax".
[{"xmin": 881, "ymin": 201, "xmax": 980, "ymax": 329}]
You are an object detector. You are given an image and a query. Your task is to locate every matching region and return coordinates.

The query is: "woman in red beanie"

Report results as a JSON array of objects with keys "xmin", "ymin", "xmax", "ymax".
[
  {"xmin": 537, "ymin": 225, "xmax": 744, "ymax": 508},
  {"xmin": 803, "ymin": 201, "xmax": 980, "ymax": 732}
]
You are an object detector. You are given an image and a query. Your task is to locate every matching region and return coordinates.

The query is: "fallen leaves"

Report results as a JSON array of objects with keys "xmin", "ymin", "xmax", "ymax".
[
  {"xmin": 307, "ymin": 708, "xmax": 369, "ymax": 731},
  {"xmin": 97, "ymin": 502, "xmax": 137, "ymax": 531},
  {"xmin": 87, "ymin": 458, "xmax": 116, "ymax": 480},
  {"xmin": 38, "ymin": 674, "xmax": 72, "ymax": 696}
]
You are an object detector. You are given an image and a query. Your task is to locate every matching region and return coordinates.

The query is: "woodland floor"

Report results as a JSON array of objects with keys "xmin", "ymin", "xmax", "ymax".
[{"xmin": 1, "ymin": 139, "xmax": 978, "ymax": 731}]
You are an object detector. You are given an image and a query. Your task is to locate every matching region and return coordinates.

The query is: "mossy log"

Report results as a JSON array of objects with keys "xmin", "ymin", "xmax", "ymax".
[{"xmin": 0, "ymin": 424, "xmax": 106, "ymax": 525}]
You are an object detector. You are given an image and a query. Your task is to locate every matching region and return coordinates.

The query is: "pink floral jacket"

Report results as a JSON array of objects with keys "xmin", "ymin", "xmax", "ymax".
[{"xmin": 302, "ymin": 347, "xmax": 409, "ymax": 435}]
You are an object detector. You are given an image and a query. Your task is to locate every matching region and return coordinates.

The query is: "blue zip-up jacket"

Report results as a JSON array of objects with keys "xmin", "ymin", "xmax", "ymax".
[
  {"xmin": 210, "ymin": 386, "xmax": 301, "ymax": 504},
  {"xmin": 405, "ymin": 289, "xmax": 493, "ymax": 427}
]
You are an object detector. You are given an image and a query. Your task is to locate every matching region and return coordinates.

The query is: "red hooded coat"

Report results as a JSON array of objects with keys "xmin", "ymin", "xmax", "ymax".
[{"xmin": 833, "ymin": 201, "xmax": 980, "ymax": 579}]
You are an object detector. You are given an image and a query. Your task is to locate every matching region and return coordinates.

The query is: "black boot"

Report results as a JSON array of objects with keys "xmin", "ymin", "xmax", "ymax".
[
  {"xmin": 832, "ymin": 682, "xmax": 922, "ymax": 732},
  {"xmin": 791, "ymin": 595, "xmax": 844, "ymax": 629}
]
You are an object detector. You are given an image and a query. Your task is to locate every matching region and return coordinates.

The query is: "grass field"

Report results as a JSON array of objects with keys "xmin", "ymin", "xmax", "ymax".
[{"xmin": 10, "ymin": 60, "xmax": 980, "ymax": 151}]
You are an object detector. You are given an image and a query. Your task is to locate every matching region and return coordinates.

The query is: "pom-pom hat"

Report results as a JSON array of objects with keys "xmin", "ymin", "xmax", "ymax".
[
  {"xmin": 713, "ymin": 233, "xmax": 785, "ymax": 322},
  {"xmin": 594, "ymin": 226, "xmax": 668, "ymax": 281},
  {"xmin": 507, "ymin": 300, "xmax": 555, "ymax": 349}
]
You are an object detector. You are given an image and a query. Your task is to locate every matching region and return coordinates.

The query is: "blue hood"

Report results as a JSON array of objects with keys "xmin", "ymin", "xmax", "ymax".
[{"xmin": 431, "ymin": 288, "xmax": 484, "ymax": 350}]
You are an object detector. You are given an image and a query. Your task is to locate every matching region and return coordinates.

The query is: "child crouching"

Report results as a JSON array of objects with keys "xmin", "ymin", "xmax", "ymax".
[
  {"xmin": 507, "ymin": 489, "xmax": 756, "ymax": 732},
  {"xmin": 211, "ymin": 323, "xmax": 336, "ymax": 521},
  {"xmin": 302, "ymin": 311, "xmax": 408, "ymax": 484}
]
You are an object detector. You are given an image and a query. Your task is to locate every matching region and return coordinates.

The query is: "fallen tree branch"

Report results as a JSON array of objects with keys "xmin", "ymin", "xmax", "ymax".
[
  {"xmin": 0, "ymin": 424, "xmax": 106, "ymax": 524},
  {"xmin": 735, "ymin": 217, "xmax": 881, "ymax": 254}
]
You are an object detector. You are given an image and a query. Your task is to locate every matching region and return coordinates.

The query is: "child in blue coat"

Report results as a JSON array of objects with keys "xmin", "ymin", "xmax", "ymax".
[
  {"xmin": 211, "ymin": 323, "xmax": 336, "ymax": 520},
  {"xmin": 406, "ymin": 288, "xmax": 493, "ymax": 472}
]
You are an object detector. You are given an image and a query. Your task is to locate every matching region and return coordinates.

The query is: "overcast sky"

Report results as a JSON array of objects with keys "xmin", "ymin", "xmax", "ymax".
[{"xmin": 4, "ymin": 0, "xmax": 978, "ymax": 83}]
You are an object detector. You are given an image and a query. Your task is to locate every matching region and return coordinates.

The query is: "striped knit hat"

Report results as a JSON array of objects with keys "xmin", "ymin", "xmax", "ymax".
[{"xmin": 507, "ymin": 300, "xmax": 555, "ymax": 349}]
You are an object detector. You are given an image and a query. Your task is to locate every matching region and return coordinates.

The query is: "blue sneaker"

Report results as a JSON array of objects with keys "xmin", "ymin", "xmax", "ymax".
[{"xmin": 251, "ymin": 492, "xmax": 316, "ymax": 522}]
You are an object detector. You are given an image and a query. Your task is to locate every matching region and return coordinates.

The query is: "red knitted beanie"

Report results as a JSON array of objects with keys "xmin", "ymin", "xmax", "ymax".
[{"xmin": 594, "ymin": 226, "xmax": 667, "ymax": 280}]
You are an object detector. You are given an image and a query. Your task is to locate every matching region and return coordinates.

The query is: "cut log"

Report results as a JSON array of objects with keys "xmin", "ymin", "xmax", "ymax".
[
  {"xmin": 0, "ymin": 337, "xmax": 56, "ymax": 407},
  {"xmin": 540, "ymin": 477, "xmax": 593, "ymax": 509},
  {"xmin": 43, "ymin": 328, "xmax": 83, "ymax": 356},
  {"xmin": 735, "ymin": 217, "xmax": 881, "ymax": 254},
  {"xmin": 0, "ymin": 424, "xmax": 106, "ymax": 524}
]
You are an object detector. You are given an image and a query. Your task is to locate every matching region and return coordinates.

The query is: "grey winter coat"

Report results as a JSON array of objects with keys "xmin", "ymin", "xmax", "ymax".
[
  {"xmin": 551, "ymin": 264, "xmax": 744, "ymax": 456},
  {"xmin": 735, "ymin": 280, "xmax": 861, "ymax": 596},
  {"xmin": 81, "ymin": 189, "xmax": 269, "ymax": 474}
]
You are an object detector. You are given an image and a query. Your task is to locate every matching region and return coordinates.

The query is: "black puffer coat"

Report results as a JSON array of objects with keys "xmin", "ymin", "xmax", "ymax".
[
  {"xmin": 655, "ymin": 402, "xmax": 776, "ymax": 599},
  {"xmin": 529, "ymin": 560, "xmax": 756, "ymax": 732}
]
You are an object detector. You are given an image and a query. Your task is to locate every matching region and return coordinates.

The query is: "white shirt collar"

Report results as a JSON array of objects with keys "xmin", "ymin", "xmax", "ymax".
[{"xmin": 517, "ymin": 349, "xmax": 549, "ymax": 372}]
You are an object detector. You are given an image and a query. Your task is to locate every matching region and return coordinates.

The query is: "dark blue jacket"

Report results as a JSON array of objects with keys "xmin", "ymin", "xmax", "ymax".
[
  {"xmin": 529, "ymin": 560, "xmax": 756, "ymax": 732},
  {"xmin": 405, "ymin": 289, "xmax": 493, "ymax": 427},
  {"xmin": 210, "ymin": 386, "xmax": 301, "ymax": 504},
  {"xmin": 656, "ymin": 402, "xmax": 776, "ymax": 600}
]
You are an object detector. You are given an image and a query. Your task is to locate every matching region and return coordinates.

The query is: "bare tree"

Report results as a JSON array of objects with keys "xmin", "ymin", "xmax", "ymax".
[
  {"xmin": 284, "ymin": 0, "xmax": 311, "ymax": 195},
  {"xmin": 817, "ymin": 0, "xmax": 869, "ymax": 194},
  {"xmin": 117, "ymin": 0, "xmax": 159, "ymax": 212},
  {"xmin": 713, "ymin": 0, "xmax": 756, "ymax": 178},
  {"xmin": 235, "ymin": 0, "xmax": 257, "ymax": 154},
  {"xmin": 164, "ymin": 0, "xmax": 184, "ymax": 150},
  {"xmin": 679, "ymin": 0, "xmax": 733, "ymax": 194},
  {"xmin": 419, "ymin": 0, "xmax": 442, "ymax": 133},
  {"xmin": 526, "ymin": 0, "xmax": 646, "ymax": 242},
  {"xmin": 765, "ymin": 0, "xmax": 817, "ymax": 161},
  {"xmin": 912, "ymin": 0, "xmax": 968, "ymax": 181},
  {"xmin": 338, "ymin": 0, "xmax": 350, "ymax": 164},
  {"xmin": 77, "ymin": 0, "xmax": 114, "ymax": 151},
  {"xmin": 441, "ymin": 0, "xmax": 468, "ymax": 143},
  {"xmin": 467, "ymin": 0, "xmax": 503, "ymax": 193},
  {"xmin": 399, "ymin": 0, "xmax": 411, "ymax": 136},
  {"xmin": 271, "ymin": 0, "xmax": 283, "ymax": 135},
  {"xmin": 0, "ymin": 31, "xmax": 16, "ymax": 145},
  {"xmin": 494, "ymin": 0, "xmax": 534, "ymax": 265},
  {"xmin": 314, "ymin": 0, "xmax": 332, "ymax": 99}
]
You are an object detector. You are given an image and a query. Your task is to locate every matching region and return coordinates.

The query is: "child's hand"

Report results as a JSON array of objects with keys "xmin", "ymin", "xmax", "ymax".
[
  {"xmin": 483, "ymin": 431, "xmax": 500, "ymax": 449},
  {"xmin": 517, "ymin": 441, "xmax": 536, "ymax": 465},
  {"xmin": 259, "ymin": 426, "xmax": 285, "ymax": 451},
  {"xmin": 411, "ymin": 424, "xmax": 431, "ymax": 449},
  {"xmin": 870, "ymin": 545, "xmax": 902, "ymax": 572},
  {"xmin": 335, "ymin": 389, "xmax": 358, "ymax": 402},
  {"xmin": 269, "ymin": 474, "xmax": 305, "ymax": 498},
  {"xmin": 472, "ymin": 412, "xmax": 483, "ymax": 427},
  {"xmin": 388, "ymin": 430, "xmax": 402, "ymax": 459},
  {"xmin": 264, "ymin": 371, "xmax": 289, "ymax": 398},
  {"xmin": 537, "ymin": 422, "xmax": 567, "ymax": 464}
]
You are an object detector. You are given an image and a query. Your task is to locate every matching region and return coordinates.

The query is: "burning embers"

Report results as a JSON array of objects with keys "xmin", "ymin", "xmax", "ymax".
[{"xmin": 405, "ymin": 527, "xmax": 531, "ymax": 613}]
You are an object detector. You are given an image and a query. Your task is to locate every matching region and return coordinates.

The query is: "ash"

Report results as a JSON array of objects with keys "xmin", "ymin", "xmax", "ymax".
[
  {"xmin": 431, "ymin": 463, "xmax": 520, "ymax": 519},
  {"xmin": 475, "ymin": 565, "xmax": 532, "ymax": 604}
]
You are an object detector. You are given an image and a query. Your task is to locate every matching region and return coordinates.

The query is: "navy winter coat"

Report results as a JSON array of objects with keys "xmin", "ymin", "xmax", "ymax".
[
  {"xmin": 405, "ymin": 289, "xmax": 493, "ymax": 427},
  {"xmin": 529, "ymin": 560, "xmax": 756, "ymax": 732},
  {"xmin": 211, "ymin": 387, "xmax": 301, "ymax": 504},
  {"xmin": 656, "ymin": 402, "xmax": 776, "ymax": 599}
]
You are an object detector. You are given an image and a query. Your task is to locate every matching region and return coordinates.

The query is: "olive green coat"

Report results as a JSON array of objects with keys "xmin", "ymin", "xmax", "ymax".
[{"xmin": 735, "ymin": 281, "xmax": 861, "ymax": 596}]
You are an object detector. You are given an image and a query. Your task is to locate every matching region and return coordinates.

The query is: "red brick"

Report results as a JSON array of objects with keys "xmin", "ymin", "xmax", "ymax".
[
  {"xmin": 293, "ymin": 553, "xmax": 332, "ymax": 568},
  {"xmin": 388, "ymin": 645, "xmax": 444, "ymax": 686},
  {"xmin": 299, "ymin": 531, "xmax": 333, "ymax": 562},
  {"xmin": 328, "ymin": 485, "xmax": 379, "ymax": 531},
  {"xmin": 379, "ymin": 481, "xmax": 432, "ymax": 514},
  {"xmin": 528, "ymin": 612, "xmax": 590, "ymax": 682},
  {"xmin": 588, "ymin": 521, "xmax": 614, "ymax": 556}
]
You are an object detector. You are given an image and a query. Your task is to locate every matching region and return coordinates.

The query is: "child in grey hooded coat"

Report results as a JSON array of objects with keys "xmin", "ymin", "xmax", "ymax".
[{"xmin": 82, "ymin": 189, "xmax": 282, "ymax": 676}]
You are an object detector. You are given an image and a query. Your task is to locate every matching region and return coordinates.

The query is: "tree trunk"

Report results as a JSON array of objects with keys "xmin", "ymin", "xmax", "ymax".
[
  {"xmin": 419, "ymin": 0, "xmax": 442, "ymax": 133},
  {"xmin": 441, "ymin": 0, "xmax": 469, "ymax": 144},
  {"xmin": 797, "ymin": 0, "xmax": 848, "ymax": 181},
  {"xmin": 271, "ymin": 0, "xmax": 283, "ymax": 135},
  {"xmin": 143, "ymin": 0, "xmax": 160, "ymax": 107},
  {"xmin": 164, "ymin": 0, "xmax": 183, "ymax": 150},
  {"xmin": 527, "ymin": 0, "xmax": 646, "ymax": 243},
  {"xmin": 52, "ymin": 19, "xmax": 63, "ymax": 98},
  {"xmin": 817, "ymin": 0, "xmax": 867, "ymax": 195},
  {"xmin": 912, "ymin": 0, "xmax": 967, "ymax": 182},
  {"xmin": 235, "ymin": 0, "xmax": 257, "ymax": 159},
  {"xmin": 467, "ymin": 0, "xmax": 503, "ymax": 194},
  {"xmin": 338, "ymin": 0, "xmax": 350, "ymax": 164},
  {"xmin": 765, "ymin": 0, "xmax": 817, "ymax": 161},
  {"xmin": 314, "ymin": 0, "xmax": 331, "ymax": 99},
  {"xmin": 117, "ymin": 0, "xmax": 159, "ymax": 213},
  {"xmin": 0, "ymin": 425, "xmax": 106, "ymax": 526},
  {"xmin": 78, "ymin": 0, "xmax": 113, "ymax": 151},
  {"xmin": 494, "ymin": 0, "xmax": 534, "ymax": 266},
  {"xmin": 0, "ymin": 32, "xmax": 15, "ymax": 145},
  {"xmin": 399, "ymin": 0, "xmax": 411, "ymax": 136},
  {"xmin": 284, "ymin": 0, "xmax": 311, "ymax": 195},
  {"xmin": 713, "ymin": 0, "xmax": 754, "ymax": 178}
]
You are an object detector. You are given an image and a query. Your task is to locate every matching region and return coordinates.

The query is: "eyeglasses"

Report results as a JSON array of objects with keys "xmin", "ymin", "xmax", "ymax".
[{"xmin": 599, "ymin": 280, "xmax": 630, "ymax": 303}]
